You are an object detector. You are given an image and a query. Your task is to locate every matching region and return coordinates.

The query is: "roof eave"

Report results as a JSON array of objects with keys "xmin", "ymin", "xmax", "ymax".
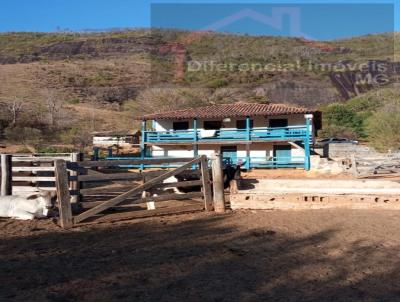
[{"xmin": 135, "ymin": 111, "xmax": 318, "ymax": 121}]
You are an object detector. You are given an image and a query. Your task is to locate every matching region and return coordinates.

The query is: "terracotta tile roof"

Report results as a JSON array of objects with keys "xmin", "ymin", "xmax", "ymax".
[{"xmin": 135, "ymin": 102, "xmax": 318, "ymax": 120}]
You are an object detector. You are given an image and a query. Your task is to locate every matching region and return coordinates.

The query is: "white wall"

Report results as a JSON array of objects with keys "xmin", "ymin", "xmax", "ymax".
[{"xmin": 151, "ymin": 142, "xmax": 305, "ymax": 162}]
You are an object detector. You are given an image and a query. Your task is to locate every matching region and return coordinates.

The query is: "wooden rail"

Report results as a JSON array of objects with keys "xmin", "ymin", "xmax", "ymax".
[
  {"xmin": 348, "ymin": 155, "xmax": 400, "ymax": 178},
  {"xmin": 0, "ymin": 153, "xmax": 81, "ymax": 196}
]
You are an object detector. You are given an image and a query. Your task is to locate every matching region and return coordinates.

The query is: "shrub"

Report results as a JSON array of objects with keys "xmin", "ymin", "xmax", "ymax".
[
  {"xmin": 366, "ymin": 101, "xmax": 400, "ymax": 152},
  {"xmin": 59, "ymin": 127, "xmax": 92, "ymax": 149},
  {"xmin": 4, "ymin": 126, "xmax": 43, "ymax": 148},
  {"xmin": 206, "ymin": 79, "xmax": 228, "ymax": 89},
  {"xmin": 67, "ymin": 98, "xmax": 80, "ymax": 104},
  {"xmin": 37, "ymin": 146, "xmax": 76, "ymax": 153},
  {"xmin": 322, "ymin": 103, "xmax": 365, "ymax": 138},
  {"xmin": 319, "ymin": 125, "xmax": 359, "ymax": 140}
]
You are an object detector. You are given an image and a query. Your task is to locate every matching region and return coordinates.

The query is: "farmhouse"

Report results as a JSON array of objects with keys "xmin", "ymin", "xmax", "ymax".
[{"xmin": 135, "ymin": 102, "xmax": 321, "ymax": 170}]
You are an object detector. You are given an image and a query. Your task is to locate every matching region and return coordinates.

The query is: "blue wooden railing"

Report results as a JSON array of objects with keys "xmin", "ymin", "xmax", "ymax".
[
  {"xmin": 103, "ymin": 156, "xmax": 305, "ymax": 169},
  {"xmin": 144, "ymin": 125, "xmax": 308, "ymax": 143}
]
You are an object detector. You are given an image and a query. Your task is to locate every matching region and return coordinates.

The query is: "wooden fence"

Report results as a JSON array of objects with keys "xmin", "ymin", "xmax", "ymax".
[
  {"xmin": 55, "ymin": 155, "xmax": 224, "ymax": 229},
  {"xmin": 1, "ymin": 153, "xmax": 80, "ymax": 196},
  {"xmin": 1, "ymin": 153, "xmax": 226, "ymax": 228},
  {"xmin": 349, "ymin": 155, "xmax": 400, "ymax": 178}
]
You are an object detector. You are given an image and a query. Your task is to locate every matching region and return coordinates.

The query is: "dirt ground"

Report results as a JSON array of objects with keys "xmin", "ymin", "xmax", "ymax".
[{"xmin": 2, "ymin": 209, "xmax": 400, "ymax": 302}]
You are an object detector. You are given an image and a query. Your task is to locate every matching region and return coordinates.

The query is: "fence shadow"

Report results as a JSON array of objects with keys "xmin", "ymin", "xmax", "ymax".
[{"xmin": 1, "ymin": 214, "xmax": 400, "ymax": 301}]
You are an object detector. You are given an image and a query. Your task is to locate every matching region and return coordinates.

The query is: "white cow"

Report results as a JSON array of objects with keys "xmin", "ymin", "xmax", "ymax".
[{"xmin": 0, "ymin": 191, "xmax": 55, "ymax": 220}]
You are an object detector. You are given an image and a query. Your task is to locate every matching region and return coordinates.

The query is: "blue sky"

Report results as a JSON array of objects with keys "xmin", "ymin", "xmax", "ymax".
[{"xmin": 0, "ymin": 0, "xmax": 398, "ymax": 40}]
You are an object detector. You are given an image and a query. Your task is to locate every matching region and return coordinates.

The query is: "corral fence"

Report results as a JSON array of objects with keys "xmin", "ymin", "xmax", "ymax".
[
  {"xmin": 1, "ymin": 153, "xmax": 226, "ymax": 229},
  {"xmin": 346, "ymin": 154, "xmax": 400, "ymax": 178},
  {"xmin": 1, "ymin": 153, "xmax": 80, "ymax": 196}
]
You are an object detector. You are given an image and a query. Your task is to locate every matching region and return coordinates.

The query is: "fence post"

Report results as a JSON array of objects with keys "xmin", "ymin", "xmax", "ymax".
[
  {"xmin": 230, "ymin": 179, "xmax": 238, "ymax": 194},
  {"xmin": 211, "ymin": 153, "xmax": 225, "ymax": 213},
  {"xmin": 108, "ymin": 147, "xmax": 113, "ymax": 157},
  {"xmin": 350, "ymin": 154, "xmax": 358, "ymax": 177},
  {"xmin": 92, "ymin": 147, "xmax": 99, "ymax": 161},
  {"xmin": 55, "ymin": 160, "xmax": 73, "ymax": 229},
  {"xmin": 70, "ymin": 153, "xmax": 83, "ymax": 203},
  {"xmin": 200, "ymin": 155, "xmax": 213, "ymax": 211},
  {"xmin": 1, "ymin": 154, "xmax": 12, "ymax": 196}
]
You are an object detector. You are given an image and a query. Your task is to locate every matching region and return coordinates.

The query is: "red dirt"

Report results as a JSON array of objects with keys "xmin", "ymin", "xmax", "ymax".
[{"xmin": 1, "ymin": 209, "xmax": 400, "ymax": 301}]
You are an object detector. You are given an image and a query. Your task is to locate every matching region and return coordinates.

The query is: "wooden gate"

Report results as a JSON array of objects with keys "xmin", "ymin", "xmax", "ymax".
[{"xmin": 55, "ymin": 156, "xmax": 214, "ymax": 228}]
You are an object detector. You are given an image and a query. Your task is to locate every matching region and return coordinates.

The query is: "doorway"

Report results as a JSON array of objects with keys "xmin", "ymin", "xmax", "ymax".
[{"xmin": 273, "ymin": 145, "xmax": 292, "ymax": 166}]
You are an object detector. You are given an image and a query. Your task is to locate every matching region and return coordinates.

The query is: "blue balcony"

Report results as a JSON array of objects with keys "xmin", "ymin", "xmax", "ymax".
[{"xmin": 144, "ymin": 125, "xmax": 309, "ymax": 144}]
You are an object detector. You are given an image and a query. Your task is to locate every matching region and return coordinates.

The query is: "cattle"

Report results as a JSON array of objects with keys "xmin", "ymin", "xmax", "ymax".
[
  {"xmin": 0, "ymin": 191, "xmax": 56, "ymax": 220},
  {"xmin": 162, "ymin": 164, "xmax": 242, "ymax": 194}
]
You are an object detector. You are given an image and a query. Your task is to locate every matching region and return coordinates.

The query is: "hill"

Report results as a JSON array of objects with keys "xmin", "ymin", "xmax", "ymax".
[{"xmin": 0, "ymin": 29, "xmax": 398, "ymax": 150}]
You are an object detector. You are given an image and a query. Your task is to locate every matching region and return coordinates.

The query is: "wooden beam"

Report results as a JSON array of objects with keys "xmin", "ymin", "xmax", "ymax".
[
  {"xmin": 78, "ymin": 172, "xmax": 142, "ymax": 182},
  {"xmin": 12, "ymin": 186, "xmax": 56, "ymax": 192},
  {"xmin": 73, "ymin": 157, "xmax": 202, "ymax": 224},
  {"xmin": 78, "ymin": 203, "xmax": 204, "ymax": 225},
  {"xmin": 55, "ymin": 160, "xmax": 73, "ymax": 229},
  {"xmin": 12, "ymin": 166, "xmax": 55, "ymax": 172},
  {"xmin": 79, "ymin": 180, "xmax": 202, "ymax": 195},
  {"xmin": 70, "ymin": 153, "xmax": 83, "ymax": 203},
  {"xmin": 81, "ymin": 192, "xmax": 203, "ymax": 209},
  {"xmin": 1, "ymin": 154, "xmax": 12, "ymax": 196},
  {"xmin": 12, "ymin": 157, "xmax": 70, "ymax": 162},
  {"xmin": 153, "ymin": 180, "xmax": 202, "ymax": 189},
  {"xmin": 12, "ymin": 176, "xmax": 56, "ymax": 182},
  {"xmin": 200, "ymin": 155, "xmax": 213, "ymax": 211},
  {"xmin": 78, "ymin": 157, "xmax": 194, "ymax": 168},
  {"xmin": 211, "ymin": 153, "xmax": 225, "ymax": 213},
  {"xmin": 351, "ymin": 154, "xmax": 359, "ymax": 177}
]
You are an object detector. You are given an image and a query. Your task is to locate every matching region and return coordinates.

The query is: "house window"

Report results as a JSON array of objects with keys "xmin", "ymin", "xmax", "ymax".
[
  {"xmin": 173, "ymin": 121, "xmax": 189, "ymax": 131},
  {"xmin": 236, "ymin": 119, "xmax": 254, "ymax": 129},
  {"xmin": 203, "ymin": 121, "xmax": 222, "ymax": 130},
  {"xmin": 269, "ymin": 119, "xmax": 288, "ymax": 128}
]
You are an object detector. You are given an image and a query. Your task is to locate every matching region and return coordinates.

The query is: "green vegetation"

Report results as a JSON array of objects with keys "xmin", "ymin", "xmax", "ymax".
[
  {"xmin": 319, "ymin": 87, "xmax": 400, "ymax": 151},
  {"xmin": 4, "ymin": 126, "xmax": 43, "ymax": 148},
  {"xmin": 367, "ymin": 101, "xmax": 400, "ymax": 152}
]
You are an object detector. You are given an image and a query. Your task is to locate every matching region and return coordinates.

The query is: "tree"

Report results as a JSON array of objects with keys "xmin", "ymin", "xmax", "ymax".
[
  {"xmin": 6, "ymin": 97, "xmax": 24, "ymax": 125},
  {"xmin": 43, "ymin": 89, "xmax": 63, "ymax": 129}
]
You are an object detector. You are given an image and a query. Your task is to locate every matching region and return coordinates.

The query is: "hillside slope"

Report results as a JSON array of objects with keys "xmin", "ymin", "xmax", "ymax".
[{"xmin": 0, "ymin": 30, "xmax": 398, "ymax": 148}]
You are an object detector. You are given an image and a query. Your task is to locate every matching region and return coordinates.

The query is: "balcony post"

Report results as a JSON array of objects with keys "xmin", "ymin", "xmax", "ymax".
[
  {"xmin": 245, "ymin": 116, "xmax": 251, "ymax": 169},
  {"xmin": 246, "ymin": 116, "xmax": 251, "ymax": 140},
  {"xmin": 193, "ymin": 118, "xmax": 198, "ymax": 169},
  {"xmin": 140, "ymin": 120, "xmax": 146, "ymax": 170},
  {"xmin": 304, "ymin": 114, "xmax": 313, "ymax": 171}
]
